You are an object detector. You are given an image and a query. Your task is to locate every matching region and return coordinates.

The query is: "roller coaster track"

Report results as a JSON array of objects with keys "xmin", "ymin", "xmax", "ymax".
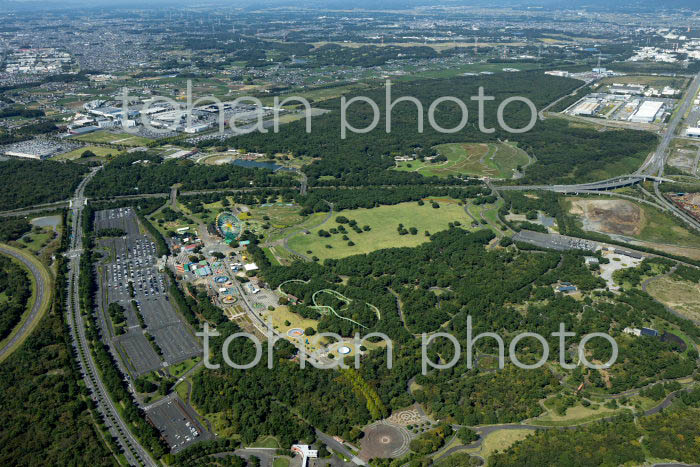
[{"xmin": 278, "ymin": 280, "xmax": 380, "ymax": 328}]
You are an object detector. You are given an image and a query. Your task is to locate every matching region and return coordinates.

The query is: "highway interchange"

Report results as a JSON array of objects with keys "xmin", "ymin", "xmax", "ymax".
[{"xmin": 492, "ymin": 71, "xmax": 700, "ymax": 234}]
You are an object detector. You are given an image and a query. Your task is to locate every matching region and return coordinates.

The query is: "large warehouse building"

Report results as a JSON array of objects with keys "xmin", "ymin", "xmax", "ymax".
[
  {"xmin": 571, "ymin": 99, "xmax": 600, "ymax": 116},
  {"xmin": 4, "ymin": 151, "xmax": 51, "ymax": 160},
  {"xmin": 629, "ymin": 100, "xmax": 664, "ymax": 123},
  {"xmin": 2, "ymin": 139, "xmax": 65, "ymax": 160}
]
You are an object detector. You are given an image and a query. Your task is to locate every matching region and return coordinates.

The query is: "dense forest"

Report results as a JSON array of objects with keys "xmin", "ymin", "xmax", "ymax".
[
  {"xmin": 192, "ymin": 321, "xmax": 372, "ymax": 444},
  {"xmin": 414, "ymin": 365, "xmax": 559, "ymax": 425},
  {"xmin": 0, "ymin": 254, "xmax": 32, "ymax": 340},
  {"xmin": 204, "ymin": 72, "xmax": 655, "ymax": 186},
  {"xmin": 187, "ymin": 224, "xmax": 699, "ymax": 450},
  {"xmin": 0, "ymin": 159, "xmax": 88, "ymax": 210},
  {"xmin": 0, "ymin": 293, "xmax": 116, "ymax": 466},
  {"xmin": 490, "ymin": 390, "xmax": 700, "ymax": 466},
  {"xmin": 0, "ymin": 211, "xmax": 115, "ymax": 465},
  {"xmin": 0, "ymin": 106, "xmax": 44, "ymax": 119},
  {"xmin": 0, "ymin": 217, "xmax": 31, "ymax": 241},
  {"xmin": 85, "ymin": 152, "xmax": 297, "ymax": 197}
]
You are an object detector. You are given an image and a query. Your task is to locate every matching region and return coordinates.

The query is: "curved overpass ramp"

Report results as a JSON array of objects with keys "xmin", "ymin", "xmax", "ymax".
[{"xmin": 0, "ymin": 244, "xmax": 52, "ymax": 363}]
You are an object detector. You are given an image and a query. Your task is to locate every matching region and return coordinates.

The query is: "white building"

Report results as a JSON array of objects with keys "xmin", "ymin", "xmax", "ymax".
[
  {"xmin": 609, "ymin": 84, "xmax": 645, "ymax": 95},
  {"xmin": 686, "ymin": 127, "xmax": 700, "ymax": 138},
  {"xmin": 623, "ymin": 327, "xmax": 642, "ymax": 337},
  {"xmin": 571, "ymin": 99, "xmax": 600, "ymax": 116},
  {"xmin": 164, "ymin": 149, "xmax": 196, "ymax": 160},
  {"xmin": 5, "ymin": 151, "xmax": 48, "ymax": 160},
  {"xmin": 661, "ymin": 86, "xmax": 679, "ymax": 96},
  {"xmin": 96, "ymin": 119, "xmax": 116, "ymax": 128},
  {"xmin": 629, "ymin": 101, "xmax": 664, "ymax": 123},
  {"xmin": 291, "ymin": 445, "xmax": 318, "ymax": 467},
  {"xmin": 183, "ymin": 123, "xmax": 210, "ymax": 134}
]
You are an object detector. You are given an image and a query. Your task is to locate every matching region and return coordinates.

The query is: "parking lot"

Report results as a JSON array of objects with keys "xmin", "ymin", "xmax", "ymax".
[
  {"xmin": 103, "ymin": 236, "xmax": 163, "ymax": 303},
  {"xmin": 151, "ymin": 324, "xmax": 201, "ymax": 363},
  {"xmin": 96, "ymin": 208, "xmax": 201, "ymax": 376},
  {"xmin": 116, "ymin": 332, "xmax": 162, "ymax": 375},
  {"xmin": 146, "ymin": 396, "xmax": 213, "ymax": 453},
  {"xmin": 513, "ymin": 230, "xmax": 599, "ymax": 252},
  {"xmin": 94, "ymin": 207, "xmax": 141, "ymax": 237}
]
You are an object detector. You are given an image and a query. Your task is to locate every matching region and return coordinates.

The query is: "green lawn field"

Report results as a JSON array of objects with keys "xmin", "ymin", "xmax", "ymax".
[
  {"xmin": 74, "ymin": 130, "xmax": 153, "ymax": 147},
  {"xmin": 19, "ymin": 230, "xmax": 53, "ymax": 253},
  {"xmin": 636, "ymin": 203, "xmax": 700, "ymax": 247},
  {"xmin": 393, "ymin": 142, "xmax": 530, "ymax": 179},
  {"xmin": 54, "ymin": 145, "xmax": 121, "ymax": 160},
  {"xmin": 287, "ymin": 199, "xmax": 473, "ymax": 260}
]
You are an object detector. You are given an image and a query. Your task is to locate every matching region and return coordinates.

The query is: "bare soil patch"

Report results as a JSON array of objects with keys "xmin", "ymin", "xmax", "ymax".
[{"xmin": 569, "ymin": 199, "xmax": 643, "ymax": 236}]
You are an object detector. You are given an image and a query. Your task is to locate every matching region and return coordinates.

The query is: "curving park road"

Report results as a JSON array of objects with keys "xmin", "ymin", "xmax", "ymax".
[
  {"xmin": 0, "ymin": 245, "xmax": 51, "ymax": 362},
  {"xmin": 433, "ymin": 385, "xmax": 695, "ymax": 464}
]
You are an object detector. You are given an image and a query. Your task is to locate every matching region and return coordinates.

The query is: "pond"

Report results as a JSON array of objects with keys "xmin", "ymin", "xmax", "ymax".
[{"xmin": 30, "ymin": 215, "xmax": 61, "ymax": 230}]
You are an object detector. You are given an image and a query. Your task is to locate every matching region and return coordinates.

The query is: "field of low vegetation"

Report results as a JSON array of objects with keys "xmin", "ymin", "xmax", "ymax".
[
  {"xmin": 287, "ymin": 198, "xmax": 472, "ymax": 260},
  {"xmin": 393, "ymin": 142, "xmax": 530, "ymax": 179}
]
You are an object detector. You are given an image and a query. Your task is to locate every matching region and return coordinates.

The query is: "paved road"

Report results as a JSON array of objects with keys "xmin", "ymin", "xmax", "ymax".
[
  {"xmin": 0, "ymin": 202, "xmax": 70, "ymax": 218},
  {"xmin": 494, "ymin": 184, "xmax": 670, "ymax": 213},
  {"xmin": 436, "ymin": 424, "xmax": 544, "ymax": 460},
  {"xmin": 434, "ymin": 385, "xmax": 695, "ymax": 463},
  {"xmin": 646, "ymin": 72, "xmax": 700, "ymax": 232},
  {"xmin": 233, "ymin": 448, "xmax": 275, "ymax": 467},
  {"xmin": 299, "ymin": 171, "xmax": 308, "ymax": 195},
  {"xmin": 538, "ymin": 79, "xmax": 594, "ymax": 120},
  {"xmin": 640, "ymin": 71, "xmax": 700, "ymax": 177},
  {"xmin": 0, "ymin": 188, "xmax": 289, "ymax": 218},
  {"xmin": 496, "ymin": 175, "xmax": 672, "ymax": 193},
  {"xmin": 0, "ymin": 246, "xmax": 50, "ymax": 362},
  {"xmin": 492, "ymin": 71, "xmax": 700, "ymax": 234},
  {"xmin": 653, "ymin": 179, "xmax": 700, "ymax": 232},
  {"xmin": 316, "ymin": 430, "xmax": 365, "ymax": 466},
  {"xmin": 64, "ymin": 167, "xmax": 157, "ymax": 466}
]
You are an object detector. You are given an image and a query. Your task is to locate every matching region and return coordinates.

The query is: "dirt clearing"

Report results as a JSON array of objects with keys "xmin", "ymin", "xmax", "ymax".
[{"xmin": 568, "ymin": 199, "xmax": 643, "ymax": 236}]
